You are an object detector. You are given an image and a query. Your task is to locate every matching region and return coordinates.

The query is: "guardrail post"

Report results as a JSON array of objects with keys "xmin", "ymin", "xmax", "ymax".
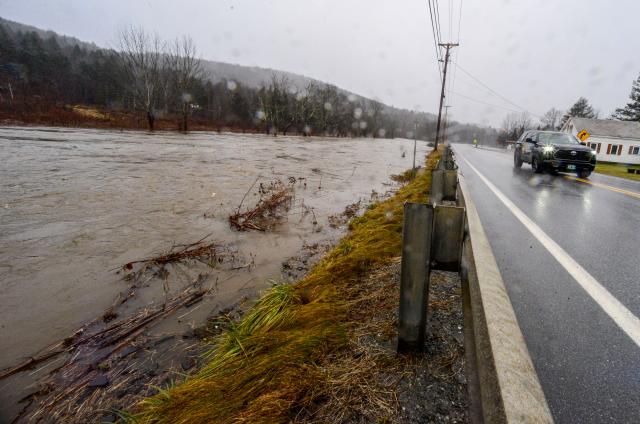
[
  {"xmin": 432, "ymin": 204, "xmax": 465, "ymax": 271},
  {"xmin": 443, "ymin": 170, "xmax": 458, "ymax": 201},
  {"xmin": 430, "ymin": 169, "xmax": 444, "ymax": 205},
  {"xmin": 398, "ymin": 202, "xmax": 433, "ymax": 353}
]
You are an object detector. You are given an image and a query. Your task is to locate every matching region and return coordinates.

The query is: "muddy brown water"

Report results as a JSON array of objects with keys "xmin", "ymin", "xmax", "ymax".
[{"xmin": 0, "ymin": 126, "xmax": 430, "ymax": 418}]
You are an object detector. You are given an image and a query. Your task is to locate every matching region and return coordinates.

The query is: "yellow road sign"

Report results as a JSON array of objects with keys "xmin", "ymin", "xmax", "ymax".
[{"xmin": 577, "ymin": 130, "xmax": 590, "ymax": 141}]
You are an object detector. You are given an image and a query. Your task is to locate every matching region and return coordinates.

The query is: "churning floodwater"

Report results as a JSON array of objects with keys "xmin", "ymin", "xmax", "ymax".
[{"xmin": 0, "ymin": 127, "xmax": 429, "ymax": 381}]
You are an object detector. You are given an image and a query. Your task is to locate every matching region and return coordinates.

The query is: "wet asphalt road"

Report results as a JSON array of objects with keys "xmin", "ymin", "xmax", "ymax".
[{"xmin": 453, "ymin": 144, "xmax": 640, "ymax": 424}]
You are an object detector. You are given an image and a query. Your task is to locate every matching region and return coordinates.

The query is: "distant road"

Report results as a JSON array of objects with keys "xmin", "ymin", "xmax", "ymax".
[{"xmin": 453, "ymin": 144, "xmax": 640, "ymax": 424}]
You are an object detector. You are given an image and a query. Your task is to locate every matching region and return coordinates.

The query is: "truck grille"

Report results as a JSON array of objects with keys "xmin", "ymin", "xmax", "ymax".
[{"xmin": 554, "ymin": 150, "xmax": 591, "ymax": 161}]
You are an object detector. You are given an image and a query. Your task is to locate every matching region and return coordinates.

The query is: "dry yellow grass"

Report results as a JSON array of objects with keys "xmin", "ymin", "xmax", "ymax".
[
  {"xmin": 71, "ymin": 105, "xmax": 110, "ymax": 120},
  {"xmin": 128, "ymin": 149, "xmax": 441, "ymax": 424}
]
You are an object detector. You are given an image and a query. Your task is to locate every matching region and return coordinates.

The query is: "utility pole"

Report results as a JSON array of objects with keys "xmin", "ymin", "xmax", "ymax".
[
  {"xmin": 443, "ymin": 105, "xmax": 451, "ymax": 144},
  {"xmin": 434, "ymin": 43, "xmax": 458, "ymax": 150}
]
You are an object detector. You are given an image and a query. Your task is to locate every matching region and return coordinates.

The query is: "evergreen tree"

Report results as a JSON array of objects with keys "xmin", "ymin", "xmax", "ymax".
[
  {"xmin": 613, "ymin": 73, "xmax": 640, "ymax": 121},
  {"xmin": 560, "ymin": 97, "xmax": 596, "ymax": 127}
]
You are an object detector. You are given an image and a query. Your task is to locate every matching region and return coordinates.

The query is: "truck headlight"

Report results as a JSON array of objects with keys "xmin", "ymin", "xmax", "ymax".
[
  {"xmin": 591, "ymin": 150, "xmax": 597, "ymax": 156},
  {"xmin": 542, "ymin": 145, "xmax": 555, "ymax": 155}
]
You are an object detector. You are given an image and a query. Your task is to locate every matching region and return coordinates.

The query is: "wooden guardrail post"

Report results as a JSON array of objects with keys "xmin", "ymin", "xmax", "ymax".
[{"xmin": 398, "ymin": 202, "xmax": 434, "ymax": 353}]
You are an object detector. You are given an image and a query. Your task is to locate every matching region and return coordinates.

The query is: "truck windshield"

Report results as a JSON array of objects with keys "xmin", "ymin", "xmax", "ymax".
[{"xmin": 538, "ymin": 132, "xmax": 580, "ymax": 144}]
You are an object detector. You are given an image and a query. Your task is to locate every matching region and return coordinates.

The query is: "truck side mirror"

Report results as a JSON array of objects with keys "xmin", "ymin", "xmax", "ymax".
[{"xmin": 525, "ymin": 137, "xmax": 534, "ymax": 143}]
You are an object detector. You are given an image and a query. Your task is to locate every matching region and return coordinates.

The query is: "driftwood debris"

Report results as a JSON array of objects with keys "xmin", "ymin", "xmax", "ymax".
[
  {"xmin": 229, "ymin": 179, "xmax": 294, "ymax": 231},
  {"xmin": 123, "ymin": 233, "xmax": 220, "ymax": 273},
  {"xmin": 120, "ymin": 235, "xmax": 241, "ymax": 288},
  {"xmin": 6, "ymin": 274, "xmax": 212, "ymax": 423}
]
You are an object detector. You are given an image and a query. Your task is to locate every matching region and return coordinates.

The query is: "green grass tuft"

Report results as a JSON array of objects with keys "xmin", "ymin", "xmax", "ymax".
[{"xmin": 594, "ymin": 161, "xmax": 640, "ymax": 181}]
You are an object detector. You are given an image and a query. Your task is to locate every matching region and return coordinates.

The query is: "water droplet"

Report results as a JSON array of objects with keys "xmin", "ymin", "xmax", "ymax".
[
  {"xmin": 353, "ymin": 107, "xmax": 362, "ymax": 119},
  {"xmin": 227, "ymin": 80, "xmax": 237, "ymax": 91},
  {"xmin": 324, "ymin": 102, "xmax": 332, "ymax": 111}
]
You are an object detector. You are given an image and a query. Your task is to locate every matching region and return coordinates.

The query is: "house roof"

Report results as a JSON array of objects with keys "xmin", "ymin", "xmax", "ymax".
[{"xmin": 569, "ymin": 117, "xmax": 640, "ymax": 139}]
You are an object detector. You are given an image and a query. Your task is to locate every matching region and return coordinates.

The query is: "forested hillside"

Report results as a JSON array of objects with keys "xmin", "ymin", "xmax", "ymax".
[{"xmin": 0, "ymin": 17, "xmax": 494, "ymax": 142}]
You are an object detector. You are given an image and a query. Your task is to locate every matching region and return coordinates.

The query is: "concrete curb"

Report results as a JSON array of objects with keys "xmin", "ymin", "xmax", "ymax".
[{"xmin": 457, "ymin": 172, "xmax": 554, "ymax": 424}]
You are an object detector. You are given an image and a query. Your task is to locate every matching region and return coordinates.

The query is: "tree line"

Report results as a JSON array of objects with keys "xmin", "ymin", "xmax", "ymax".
[{"xmin": 0, "ymin": 23, "xmax": 452, "ymax": 140}]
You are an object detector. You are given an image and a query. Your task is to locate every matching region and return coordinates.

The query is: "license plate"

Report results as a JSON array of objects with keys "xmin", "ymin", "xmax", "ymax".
[{"xmin": 567, "ymin": 164, "xmax": 576, "ymax": 170}]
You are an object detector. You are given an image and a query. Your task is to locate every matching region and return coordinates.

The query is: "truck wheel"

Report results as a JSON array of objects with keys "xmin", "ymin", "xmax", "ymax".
[
  {"xmin": 514, "ymin": 152, "xmax": 523, "ymax": 168},
  {"xmin": 578, "ymin": 169, "xmax": 591, "ymax": 179},
  {"xmin": 532, "ymin": 157, "xmax": 543, "ymax": 173}
]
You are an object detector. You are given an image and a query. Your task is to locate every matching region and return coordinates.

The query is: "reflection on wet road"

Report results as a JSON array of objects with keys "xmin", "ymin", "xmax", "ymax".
[{"xmin": 454, "ymin": 144, "xmax": 640, "ymax": 424}]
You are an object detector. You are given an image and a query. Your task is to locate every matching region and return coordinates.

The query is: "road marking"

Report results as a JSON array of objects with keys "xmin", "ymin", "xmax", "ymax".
[
  {"xmin": 457, "ymin": 151, "xmax": 640, "ymax": 348},
  {"xmin": 564, "ymin": 175, "xmax": 640, "ymax": 200}
]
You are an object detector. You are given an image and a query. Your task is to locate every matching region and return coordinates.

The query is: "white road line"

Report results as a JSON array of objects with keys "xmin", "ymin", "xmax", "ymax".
[{"xmin": 457, "ymin": 150, "xmax": 640, "ymax": 348}]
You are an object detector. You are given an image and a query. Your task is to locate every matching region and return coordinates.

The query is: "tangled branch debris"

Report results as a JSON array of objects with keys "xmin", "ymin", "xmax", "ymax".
[
  {"xmin": 229, "ymin": 179, "xmax": 294, "ymax": 231},
  {"xmin": 8, "ymin": 274, "xmax": 213, "ymax": 423},
  {"xmin": 121, "ymin": 236, "xmax": 242, "ymax": 285}
]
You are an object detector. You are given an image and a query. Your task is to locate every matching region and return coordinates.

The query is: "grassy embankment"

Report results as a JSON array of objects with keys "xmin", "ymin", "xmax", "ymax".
[
  {"xmin": 594, "ymin": 161, "xmax": 640, "ymax": 181},
  {"xmin": 128, "ymin": 150, "xmax": 440, "ymax": 423}
]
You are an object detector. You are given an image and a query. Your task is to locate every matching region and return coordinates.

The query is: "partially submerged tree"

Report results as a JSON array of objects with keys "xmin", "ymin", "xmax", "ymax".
[
  {"xmin": 259, "ymin": 75, "xmax": 292, "ymax": 136},
  {"xmin": 560, "ymin": 97, "xmax": 596, "ymax": 128},
  {"xmin": 167, "ymin": 36, "xmax": 203, "ymax": 132},
  {"xmin": 118, "ymin": 26, "xmax": 163, "ymax": 131},
  {"xmin": 612, "ymin": 73, "xmax": 640, "ymax": 122}
]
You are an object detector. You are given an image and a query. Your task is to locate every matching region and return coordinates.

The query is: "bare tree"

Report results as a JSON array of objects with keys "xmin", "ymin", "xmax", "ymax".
[
  {"xmin": 514, "ymin": 111, "xmax": 532, "ymax": 135},
  {"xmin": 498, "ymin": 111, "xmax": 531, "ymax": 144},
  {"xmin": 259, "ymin": 74, "xmax": 291, "ymax": 136},
  {"xmin": 541, "ymin": 107, "xmax": 562, "ymax": 130},
  {"xmin": 118, "ymin": 26, "xmax": 163, "ymax": 131},
  {"xmin": 167, "ymin": 36, "xmax": 203, "ymax": 132}
]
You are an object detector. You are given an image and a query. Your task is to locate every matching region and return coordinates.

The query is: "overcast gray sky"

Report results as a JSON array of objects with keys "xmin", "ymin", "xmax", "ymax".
[{"xmin": 1, "ymin": 0, "xmax": 639, "ymax": 127}]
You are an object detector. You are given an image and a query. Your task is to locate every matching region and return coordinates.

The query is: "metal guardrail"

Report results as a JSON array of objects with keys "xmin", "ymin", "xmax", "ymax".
[
  {"xmin": 398, "ymin": 145, "xmax": 464, "ymax": 349},
  {"xmin": 398, "ymin": 145, "xmax": 554, "ymax": 423}
]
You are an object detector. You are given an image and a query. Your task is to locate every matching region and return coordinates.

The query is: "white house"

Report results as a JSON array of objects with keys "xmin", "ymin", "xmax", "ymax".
[{"xmin": 562, "ymin": 117, "xmax": 640, "ymax": 164}]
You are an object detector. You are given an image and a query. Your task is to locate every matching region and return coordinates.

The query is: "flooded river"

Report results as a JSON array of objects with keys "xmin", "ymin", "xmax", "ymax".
[{"xmin": 0, "ymin": 126, "xmax": 429, "ymax": 417}]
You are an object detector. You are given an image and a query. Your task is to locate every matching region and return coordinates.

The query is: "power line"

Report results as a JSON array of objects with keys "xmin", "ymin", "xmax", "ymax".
[
  {"xmin": 451, "ymin": 61, "xmax": 541, "ymax": 118},
  {"xmin": 449, "ymin": 0, "xmax": 453, "ymax": 42},
  {"xmin": 427, "ymin": 0, "xmax": 443, "ymax": 78},
  {"xmin": 434, "ymin": 0, "xmax": 443, "ymax": 46},
  {"xmin": 448, "ymin": 0, "xmax": 463, "ymax": 125},
  {"xmin": 456, "ymin": 0, "xmax": 463, "ymax": 43},
  {"xmin": 448, "ymin": 90, "xmax": 525, "ymax": 114}
]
